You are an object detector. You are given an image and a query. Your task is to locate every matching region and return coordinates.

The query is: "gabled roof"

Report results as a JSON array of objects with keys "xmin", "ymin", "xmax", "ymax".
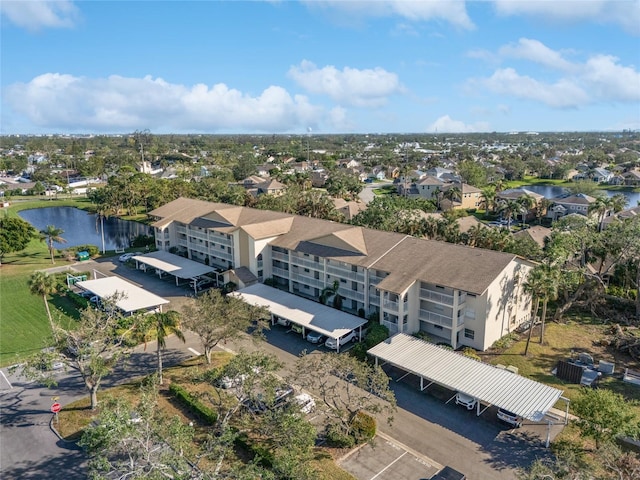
[
  {"xmin": 497, "ymin": 188, "xmax": 545, "ymax": 201},
  {"xmin": 514, "ymin": 225, "xmax": 551, "ymax": 248},
  {"xmin": 553, "ymin": 193, "xmax": 596, "ymax": 205},
  {"xmin": 309, "ymin": 227, "xmax": 368, "ymax": 255}
]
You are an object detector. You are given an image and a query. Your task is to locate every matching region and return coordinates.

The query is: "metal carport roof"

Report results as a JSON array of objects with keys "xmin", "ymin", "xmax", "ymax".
[
  {"xmin": 77, "ymin": 277, "xmax": 169, "ymax": 314},
  {"xmin": 132, "ymin": 250, "xmax": 215, "ymax": 279},
  {"xmin": 368, "ymin": 333, "xmax": 564, "ymax": 422},
  {"xmin": 231, "ymin": 283, "xmax": 367, "ymax": 340}
]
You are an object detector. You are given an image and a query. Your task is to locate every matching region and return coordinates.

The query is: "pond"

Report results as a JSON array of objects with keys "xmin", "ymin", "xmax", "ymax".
[
  {"xmin": 522, "ymin": 185, "xmax": 640, "ymax": 208},
  {"xmin": 19, "ymin": 207, "xmax": 152, "ymax": 251}
]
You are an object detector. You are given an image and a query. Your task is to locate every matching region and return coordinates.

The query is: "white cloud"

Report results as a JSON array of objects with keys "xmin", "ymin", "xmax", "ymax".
[
  {"xmin": 427, "ymin": 115, "xmax": 490, "ymax": 133},
  {"xmin": 583, "ymin": 55, "xmax": 640, "ymax": 102},
  {"xmin": 4, "ymin": 73, "xmax": 327, "ymax": 133},
  {"xmin": 476, "ymin": 68, "xmax": 589, "ymax": 108},
  {"xmin": 498, "ymin": 38, "xmax": 575, "ymax": 72},
  {"xmin": 469, "ymin": 39, "xmax": 640, "ymax": 108},
  {"xmin": 0, "ymin": 0, "xmax": 79, "ymax": 31},
  {"xmin": 304, "ymin": 0, "xmax": 474, "ymax": 29},
  {"xmin": 492, "ymin": 0, "xmax": 640, "ymax": 35},
  {"xmin": 288, "ymin": 60, "xmax": 403, "ymax": 107}
]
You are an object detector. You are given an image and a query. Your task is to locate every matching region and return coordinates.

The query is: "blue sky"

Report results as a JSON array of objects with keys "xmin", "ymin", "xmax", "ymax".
[{"xmin": 1, "ymin": 1, "xmax": 639, "ymax": 134}]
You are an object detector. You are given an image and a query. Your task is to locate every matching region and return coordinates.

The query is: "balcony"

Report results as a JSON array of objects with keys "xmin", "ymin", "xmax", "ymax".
[
  {"xmin": 290, "ymin": 272, "xmax": 324, "ymax": 289},
  {"xmin": 326, "ymin": 265, "xmax": 365, "ymax": 282},
  {"xmin": 420, "ymin": 288, "xmax": 454, "ymax": 305},
  {"xmin": 290, "ymin": 255, "xmax": 323, "ymax": 270},
  {"xmin": 419, "ymin": 309, "xmax": 453, "ymax": 328},
  {"xmin": 383, "ymin": 299, "xmax": 399, "ymax": 311},
  {"xmin": 272, "ymin": 266, "xmax": 290, "ymax": 278},
  {"xmin": 341, "ymin": 289, "xmax": 365, "ymax": 302},
  {"xmin": 381, "ymin": 321, "xmax": 398, "ymax": 335},
  {"xmin": 271, "ymin": 250, "xmax": 289, "ymax": 262},
  {"xmin": 176, "ymin": 225, "xmax": 186, "ymax": 234}
]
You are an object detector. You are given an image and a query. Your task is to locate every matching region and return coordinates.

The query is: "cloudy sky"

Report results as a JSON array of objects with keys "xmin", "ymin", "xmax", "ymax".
[{"xmin": 1, "ymin": 0, "xmax": 639, "ymax": 134}]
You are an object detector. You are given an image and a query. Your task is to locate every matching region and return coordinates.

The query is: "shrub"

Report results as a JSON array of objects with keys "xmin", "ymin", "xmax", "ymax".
[
  {"xmin": 413, "ymin": 331, "xmax": 431, "ymax": 342},
  {"xmin": 131, "ymin": 235, "xmax": 155, "ymax": 248},
  {"xmin": 72, "ymin": 244, "xmax": 100, "ymax": 256},
  {"xmin": 491, "ymin": 332, "xmax": 518, "ymax": 350},
  {"xmin": 350, "ymin": 411, "xmax": 376, "ymax": 444},
  {"xmin": 168, "ymin": 384, "xmax": 218, "ymax": 424},
  {"xmin": 364, "ymin": 324, "xmax": 389, "ymax": 349},
  {"xmin": 235, "ymin": 434, "xmax": 275, "ymax": 468},
  {"xmin": 461, "ymin": 347, "xmax": 481, "ymax": 361},
  {"xmin": 325, "ymin": 424, "xmax": 355, "ymax": 448},
  {"xmin": 67, "ymin": 291, "xmax": 90, "ymax": 309}
]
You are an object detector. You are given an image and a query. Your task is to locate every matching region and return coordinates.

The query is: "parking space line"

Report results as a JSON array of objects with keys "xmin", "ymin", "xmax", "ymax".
[
  {"xmin": 187, "ymin": 348, "xmax": 201, "ymax": 356},
  {"xmin": 0, "ymin": 370, "xmax": 12, "ymax": 389},
  {"xmin": 369, "ymin": 451, "xmax": 407, "ymax": 480},
  {"xmin": 377, "ymin": 430, "xmax": 443, "ymax": 471}
]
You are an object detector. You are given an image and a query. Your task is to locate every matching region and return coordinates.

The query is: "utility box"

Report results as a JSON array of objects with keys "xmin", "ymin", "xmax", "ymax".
[{"xmin": 76, "ymin": 251, "xmax": 90, "ymax": 261}]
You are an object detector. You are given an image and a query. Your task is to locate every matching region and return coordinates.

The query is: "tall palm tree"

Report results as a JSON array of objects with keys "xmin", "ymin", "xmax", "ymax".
[
  {"xmin": 517, "ymin": 194, "xmax": 537, "ymax": 227},
  {"xmin": 136, "ymin": 311, "xmax": 185, "ymax": 384},
  {"xmin": 39, "ymin": 225, "xmax": 66, "ymax": 264},
  {"xmin": 497, "ymin": 199, "xmax": 524, "ymax": 230},
  {"xmin": 523, "ymin": 267, "xmax": 545, "ymax": 356},
  {"xmin": 480, "ymin": 186, "xmax": 496, "ymax": 216},
  {"xmin": 538, "ymin": 266, "xmax": 560, "ymax": 345},
  {"xmin": 588, "ymin": 195, "xmax": 612, "ymax": 232},
  {"xmin": 28, "ymin": 271, "xmax": 58, "ymax": 338}
]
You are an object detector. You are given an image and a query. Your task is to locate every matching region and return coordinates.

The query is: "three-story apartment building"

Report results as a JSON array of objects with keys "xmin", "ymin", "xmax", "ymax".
[{"xmin": 150, "ymin": 198, "xmax": 534, "ymax": 351}]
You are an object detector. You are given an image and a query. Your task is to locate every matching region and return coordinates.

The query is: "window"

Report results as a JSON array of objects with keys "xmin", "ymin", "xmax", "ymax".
[
  {"xmin": 314, "ymin": 256, "xmax": 319, "ymax": 263},
  {"xmin": 352, "ymin": 265, "xmax": 358, "ymax": 272},
  {"xmin": 352, "ymin": 281, "xmax": 357, "ymax": 290},
  {"xmin": 464, "ymin": 328, "xmax": 475, "ymax": 340},
  {"xmin": 304, "ymin": 268, "xmax": 310, "ymax": 273},
  {"xmin": 257, "ymin": 253, "xmax": 263, "ymax": 261},
  {"xmin": 340, "ymin": 279, "xmax": 347, "ymax": 284},
  {"xmin": 304, "ymin": 253, "xmax": 309, "ymax": 257},
  {"xmin": 258, "ymin": 270, "xmax": 263, "ymax": 278},
  {"xmin": 403, "ymin": 314, "xmax": 408, "ymax": 325},
  {"xmin": 433, "ymin": 324, "xmax": 443, "ymax": 330}
]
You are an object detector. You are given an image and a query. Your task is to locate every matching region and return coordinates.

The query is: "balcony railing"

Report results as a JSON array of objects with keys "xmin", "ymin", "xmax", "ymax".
[
  {"xmin": 383, "ymin": 299, "xmax": 399, "ymax": 310},
  {"xmin": 326, "ymin": 266, "xmax": 365, "ymax": 282},
  {"xmin": 271, "ymin": 250, "xmax": 289, "ymax": 262},
  {"xmin": 419, "ymin": 309, "xmax": 453, "ymax": 327},
  {"xmin": 420, "ymin": 289, "xmax": 454, "ymax": 305},
  {"xmin": 290, "ymin": 255, "xmax": 323, "ymax": 270},
  {"xmin": 341, "ymin": 289, "xmax": 365, "ymax": 302},
  {"xmin": 381, "ymin": 321, "xmax": 399, "ymax": 335},
  {"xmin": 290, "ymin": 273, "xmax": 324, "ymax": 289},
  {"xmin": 271, "ymin": 266, "xmax": 289, "ymax": 278}
]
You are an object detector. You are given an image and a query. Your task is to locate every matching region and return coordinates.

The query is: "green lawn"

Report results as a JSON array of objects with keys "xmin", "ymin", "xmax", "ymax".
[
  {"xmin": 0, "ymin": 198, "xmax": 96, "ymax": 366},
  {"xmin": 484, "ymin": 319, "xmax": 640, "ymax": 414},
  {"xmin": 504, "ymin": 176, "xmax": 570, "ymax": 189}
]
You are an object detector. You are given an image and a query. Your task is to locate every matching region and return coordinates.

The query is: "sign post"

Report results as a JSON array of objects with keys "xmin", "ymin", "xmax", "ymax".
[{"xmin": 51, "ymin": 402, "xmax": 61, "ymax": 425}]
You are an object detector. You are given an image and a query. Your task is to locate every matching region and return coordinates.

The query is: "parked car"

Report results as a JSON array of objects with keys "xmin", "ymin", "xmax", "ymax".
[
  {"xmin": 290, "ymin": 323, "xmax": 304, "ymax": 335},
  {"xmin": 324, "ymin": 330, "xmax": 358, "ymax": 350},
  {"xmin": 455, "ymin": 392, "xmax": 477, "ymax": 410},
  {"xmin": 243, "ymin": 385, "xmax": 294, "ymax": 414},
  {"xmin": 119, "ymin": 252, "xmax": 134, "ymax": 262},
  {"xmin": 430, "ymin": 466, "xmax": 467, "ymax": 480},
  {"xmin": 306, "ymin": 331, "xmax": 326, "ymax": 344},
  {"xmin": 497, "ymin": 408, "xmax": 522, "ymax": 428},
  {"xmin": 275, "ymin": 316, "xmax": 290, "ymax": 327}
]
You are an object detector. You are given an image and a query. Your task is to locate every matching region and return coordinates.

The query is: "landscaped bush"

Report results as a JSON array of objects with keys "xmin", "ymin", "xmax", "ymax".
[
  {"xmin": 350, "ymin": 411, "xmax": 377, "ymax": 444},
  {"xmin": 461, "ymin": 347, "xmax": 481, "ymax": 361},
  {"xmin": 71, "ymin": 244, "xmax": 100, "ymax": 257},
  {"xmin": 67, "ymin": 291, "xmax": 90, "ymax": 309},
  {"xmin": 168, "ymin": 383, "xmax": 218, "ymax": 424},
  {"xmin": 235, "ymin": 434, "xmax": 275, "ymax": 468},
  {"xmin": 491, "ymin": 332, "xmax": 519, "ymax": 350},
  {"xmin": 131, "ymin": 235, "xmax": 155, "ymax": 248},
  {"xmin": 413, "ymin": 331, "xmax": 431, "ymax": 342},
  {"xmin": 350, "ymin": 323, "xmax": 390, "ymax": 361},
  {"xmin": 325, "ymin": 424, "xmax": 355, "ymax": 448}
]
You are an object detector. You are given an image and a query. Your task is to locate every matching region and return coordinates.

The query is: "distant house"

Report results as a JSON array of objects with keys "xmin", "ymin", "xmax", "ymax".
[
  {"xmin": 333, "ymin": 198, "xmax": 367, "ymax": 220},
  {"xmin": 440, "ymin": 183, "xmax": 482, "ymax": 211},
  {"xmin": 413, "ymin": 176, "xmax": 444, "ymax": 201},
  {"xmin": 591, "ymin": 168, "xmax": 613, "ymax": 183},
  {"xmin": 310, "ymin": 170, "xmax": 329, "ymax": 188},
  {"xmin": 426, "ymin": 167, "xmax": 455, "ymax": 181},
  {"xmin": 547, "ymin": 193, "xmax": 596, "ymax": 220},
  {"xmin": 496, "ymin": 188, "xmax": 546, "ymax": 220},
  {"xmin": 256, "ymin": 178, "xmax": 286, "ymax": 196},
  {"xmin": 514, "ymin": 225, "xmax": 552, "ymax": 248},
  {"xmin": 622, "ymin": 170, "xmax": 640, "ymax": 186}
]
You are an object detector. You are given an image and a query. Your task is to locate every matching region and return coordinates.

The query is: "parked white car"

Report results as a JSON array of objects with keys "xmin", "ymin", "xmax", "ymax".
[
  {"xmin": 497, "ymin": 408, "xmax": 522, "ymax": 428},
  {"xmin": 324, "ymin": 330, "xmax": 357, "ymax": 350},
  {"xmin": 455, "ymin": 392, "xmax": 477, "ymax": 410}
]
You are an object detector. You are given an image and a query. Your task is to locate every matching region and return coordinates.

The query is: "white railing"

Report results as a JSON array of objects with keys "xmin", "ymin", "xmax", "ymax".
[
  {"xmin": 420, "ymin": 289, "xmax": 454, "ymax": 305},
  {"xmin": 271, "ymin": 250, "xmax": 289, "ymax": 261},
  {"xmin": 326, "ymin": 266, "xmax": 365, "ymax": 282},
  {"xmin": 419, "ymin": 309, "xmax": 453, "ymax": 327},
  {"xmin": 383, "ymin": 299, "xmax": 399, "ymax": 310},
  {"xmin": 290, "ymin": 255, "xmax": 323, "ymax": 270},
  {"xmin": 271, "ymin": 266, "xmax": 290, "ymax": 278},
  {"xmin": 290, "ymin": 273, "xmax": 324, "ymax": 288}
]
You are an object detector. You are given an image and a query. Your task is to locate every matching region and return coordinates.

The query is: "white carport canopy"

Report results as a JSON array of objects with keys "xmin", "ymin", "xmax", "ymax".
[
  {"xmin": 368, "ymin": 333, "xmax": 565, "ymax": 423},
  {"xmin": 231, "ymin": 283, "xmax": 367, "ymax": 340},
  {"xmin": 77, "ymin": 277, "xmax": 169, "ymax": 314},
  {"xmin": 133, "ymin": 250, "xmax": 215, "ymax": 280}
]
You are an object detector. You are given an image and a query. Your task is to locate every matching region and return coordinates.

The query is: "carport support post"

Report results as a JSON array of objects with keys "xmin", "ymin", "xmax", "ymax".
[{"xmin": 545, "ymin": 420, "xmax": 551, "ymax": 448}]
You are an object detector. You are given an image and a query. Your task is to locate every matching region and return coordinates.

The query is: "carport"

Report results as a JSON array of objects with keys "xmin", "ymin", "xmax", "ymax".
[
  {"xmin": 132, "ymin": 250, "xmax": 216, "ymax": 291},
  {"xmin": 77, "ymin": 276, "xmax": 169, "ymax": 315},
  {"xmin": 368, "ymin": 334, "xmax": 569, "ymax": 445},
  {"xmin": 231, "ymin": 283, "xmax": 367, "ymax": 353}
]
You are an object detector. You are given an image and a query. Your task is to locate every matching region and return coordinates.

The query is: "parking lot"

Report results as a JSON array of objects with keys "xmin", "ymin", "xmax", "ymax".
[{"xmin": 339, "ymin": 433, "xmax": 441, "ymax": 480}]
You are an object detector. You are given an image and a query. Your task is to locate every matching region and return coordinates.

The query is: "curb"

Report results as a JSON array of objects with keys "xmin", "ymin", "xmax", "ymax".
[{"xmin": 49, "ymin": 414, "xmax": 79, "ymax": 445}]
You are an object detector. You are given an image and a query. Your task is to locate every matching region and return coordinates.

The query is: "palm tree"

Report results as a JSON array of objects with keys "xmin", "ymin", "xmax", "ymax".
[
  {"xmin": 523, "ymin": 267, "xmax": 545, "ymax": 356},
  {"xmin": 480, "ymin": 186, "xmax": 496, "ymax": 216},
  {"xmin": 538, "ymin": 266, "xmax": 560, "ymax": 345},
  {"xmin": 517, "ymin": 194, "xmax": 537, "ymax": 227},
  {"xmin": 497, "ymin": 199, "xmax": 524, "ymax": 230},
  {"xmin": 320, "ymin": 280, "xmax": 343, "ymax": 310},
  {"xmin": 136, "ymin": 311, "xmax": 185, "ymax": 384},
  {"xmin": 588, "ymin": 195, "xmax": 612, "ymax": 232},
  {"xmin": 39, "ymin": 225, "xmax": 66, "ymax": 264},
  {"xmin": 609, "ymin": 193, "xmax": 628, "ymax": 214},
  {"xmin": 28, "ymin": 271, "xmax": 58, "ymax": 338}
]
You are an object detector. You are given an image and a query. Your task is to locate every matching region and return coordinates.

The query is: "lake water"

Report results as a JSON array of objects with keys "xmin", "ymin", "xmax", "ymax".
[
  {"xmin": 521, "ymin": 185, "xmax": 640, "ymax": 208},
  {"xmin": 19, "ymin": 207, "xmax": 152, "ymax": 251}
]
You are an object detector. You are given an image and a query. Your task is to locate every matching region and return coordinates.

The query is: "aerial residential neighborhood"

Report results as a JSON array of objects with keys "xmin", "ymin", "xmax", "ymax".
[{"xmin": 2, "ymin": 1, "xmax": 640, "ymax": 479}]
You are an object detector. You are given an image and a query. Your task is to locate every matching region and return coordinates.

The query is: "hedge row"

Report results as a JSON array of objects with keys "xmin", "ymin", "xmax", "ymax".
[{"xmin": 168, "ymin": 384, "xmax": 218, "ymax": 424}]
